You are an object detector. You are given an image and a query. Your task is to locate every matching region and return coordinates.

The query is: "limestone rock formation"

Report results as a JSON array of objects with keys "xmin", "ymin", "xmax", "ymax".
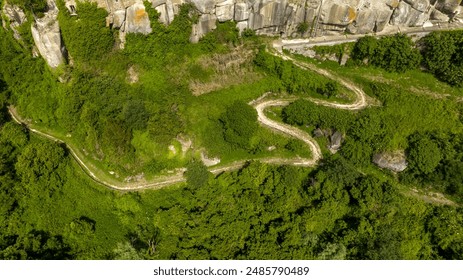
[
  {"xmin": 373, "ymin": 151, "xmax": 408, "ymax": 172},
  {"xmin": 435, "ymin": 0, "xmax": 462, "ymax": 14},
  {"xmin": 83, "ymin": 0, "xmax": 462, "ymax": 42},
  {"xmin": 5, "ymin": 0, "xmax": 462, "ymax": 66},
  {"xmin": 125, "ymin": 2, "xmax": 152, "ymax": 34},
  {"xmin": 216, "ymin": 0, "xmax": 235, "ymax": 22},
  {"xmin": 31, "ymin": 0, "xmax": 66, "ymax": 68},
  {"xmin": 190, "ymin": 13, "xmax": 217, "ymax": 42},
  {"xmin": 2, "ymin": 4, "xmax": 27, "ymax": 40},
  {"xmin": 390, "ymin": 0, "xmax": 431, "ymax": 27}
]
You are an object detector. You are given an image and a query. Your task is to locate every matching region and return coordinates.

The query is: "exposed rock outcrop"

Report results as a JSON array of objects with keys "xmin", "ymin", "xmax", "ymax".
[
  {"xmin": 373, "ymin": 151, "xmax": 408, "ymax": 172},
  {"xmin": 328, "ymin": 130, "xmax": 343, "ymax": 153},
  {"xmin": 79, "ymin": 0, "xmax": 462, "ymax": 42},
  {"xmin": 4, "ymin": 0, "xmax": 462, "ymax": 67},
  {"xmin": 435, "ymin": 0, "xmax": 462, "ymax": 14},
  {"xmin": 2, "ymin": 4, "xmax": 27, "ymax": 40},
  {"xmin": 125, "ymin": 2, "xmax": 152, "ymax": 34},
  {"xmin": 31, "ymin": 0, "xmax": 67, "ymax": 68}
]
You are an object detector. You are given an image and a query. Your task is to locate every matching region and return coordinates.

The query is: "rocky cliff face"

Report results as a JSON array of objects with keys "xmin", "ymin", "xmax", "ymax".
[
  {"xmin": 95, "ymin": 0, "xmax": 462, "ymax": 40},
  {"xmin": 31, "ymin": 0, "xmax": 67, "ymax": 68},
  {"xmin": 2, "ymin": 0, "xmax": 463, "ymax": 68},
  {"xmin": 78, "ymin": 0, "xmax": 463, "ymax": 42}
]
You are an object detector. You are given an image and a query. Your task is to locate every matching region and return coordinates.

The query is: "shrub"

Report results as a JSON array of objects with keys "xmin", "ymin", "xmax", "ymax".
[{"xmin": 220, "ymin": 101, "xmax": 258, "ymax": 149}]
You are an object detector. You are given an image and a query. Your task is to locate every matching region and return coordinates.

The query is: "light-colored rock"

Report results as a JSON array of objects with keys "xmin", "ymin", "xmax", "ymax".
[
  {"xmin": 190, "ymin": 13, "xmax": 217, "ymax": 42},
  {"xmin": 321, "ymin": 2, "xmax": 358, "ymax": 26},
  {"xmin": 187, "ymin": 0, "xmax": 215, "ymax": 13},
  {"xmin": 403, "ymin": 0, "xmax": 431, "ymax": 12},
  {"xmin": 236, "ymin": 20, "xmax": 249, "ymax": 33},
  {"xmin": 435, "ymin": 0, "xmax": 463, "ymax": 14},
  {"xmin": 390, "ymin": 1, "xmax": 431, "ymax": 27},
  {"xmin": 2, "ymin": 4, "xmax": 27, "ymax": 40},
  {"xmin": 431, "ymin": 7, "xmax": 450, "ymax": 21},
  {"xmin": 71, "ymin": 0, "xmax": 462, "ymax": 42},
  {"xmin": 201, "ymin": 151, "xmax": 220, "ymax": 166},
  {"xmin": 125, "ymin": 2, "xmax": 152, "ymax": 34},
  {"xmin": 152, "ymin": 0, "xmax": 167, "ymax": 7},
  {"xmin": 373, "ymin": 151, "xmax": 408, "ymax": 172},
  {"xmin": 31, "ymin": 0, "xmax": 66, "ymax": 68},
  {"xmin": 112, "ymin": 9, "xmax": 127, "ymax": 29},
  {"xmin": 285, "ymin": 2, "xmax": 310, "ymax": 36},
  {"xmin": 154, "ymin": 3, "xmax": 169, "ymax": 24},
  {"xmin": 347, "ymin": 1, "xmax": 395, "ymax": 33},
  {"xmin": 64, "ymin": 0, "xmax": 78, "ymax": 15},
  {"xmin": 329, "ymin": 130, "xmax": 343, "ymax": 153},
  {"xmin": 152, "ymin": 0, "xmax": 185, "ymax": 25},
  {"xmin": 216, "ymin": 0, "xmax": 234, "ymax": 22},
  {"xmin": 234, "ymin": 2, "xmax": 250, "ymax": 21},
  {"xmin": 248, "ymin": 0, "xmax": 290, "ymax": 35},
  {"xmin": 127, "ymin": 66, "xmax": 139, "ymax": 83}
]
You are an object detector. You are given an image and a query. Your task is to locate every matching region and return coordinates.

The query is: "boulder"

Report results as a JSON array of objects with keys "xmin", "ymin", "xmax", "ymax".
[
  {"xmin": 313, "ymin": 128, "xmax": 324, "ymax": 137},
  {"xmin": 125, "ymin": 2, "xmax": 152, "ymax": 34},
  {"xmin": 373, "ymin": 151, "xmax": 408, "ymax": 172},
  {"xmin": 31, "ymin": 0, "xmax": 66, "ymax": 68},
  {"xmin": 329, "ymin": 130, "xmax": 343, "ymax": 153}
]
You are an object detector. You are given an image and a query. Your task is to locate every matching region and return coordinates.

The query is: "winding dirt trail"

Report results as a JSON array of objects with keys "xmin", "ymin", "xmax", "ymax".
[{"xmin": 8, "ymin": 43, "xmax": 369, "ymax": 191}]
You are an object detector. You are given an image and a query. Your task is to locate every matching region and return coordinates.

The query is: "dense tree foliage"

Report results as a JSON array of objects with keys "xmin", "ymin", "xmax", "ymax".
[
  {"xmin": 351, "ymin": 34, "xmax": 422, "ymax": 73},
  {"xmin": 400, "ymin": 132, "xmax": 463, "ymax": 199},
  {"xmin": 407, "ymin": 134, "xmax": 442, "ymax": 175},
  {"xmin": 317, "ymin": 81, "xmax": 339, "ymax": 98},
  {"xmin": 254, "ymin": 46, "xmax": 334, "ymax": 95},
  {"xmin": 282, "ymin": 99, "xmax": 356, "ymax": 133},
  {"xmin": 8, "ymin": 0, "xmax": 47, "ymax": 17},
  {"xmin": 185, "ymin": 160, "xmax": 210, "ymax": 190},
  {"xmin": 199, "ymin": 21, "xmax": 240, "ymax": 52},
  {"xmin": 58, "ymin": 1, "xmax": 114, "ymax": 63},
  {"xmin": 1, "ymin": 95, "xmax": 463, "ymax": 260},
  {"xmin": 1, "ymin": 0, "xmax": 463, "ymax": 261},
  {"xmin": 421, "ymin": 31, "xmax": 463, "ymax": 87},
  {"xmin": 220, "ymin": 101, "xmax": 258, "ymax": 150}
]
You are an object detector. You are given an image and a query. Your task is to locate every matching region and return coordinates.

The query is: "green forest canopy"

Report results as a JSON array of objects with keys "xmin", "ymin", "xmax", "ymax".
[{"xmin": 0, "ymin": 1, "xmax": 463, "ymax": 260}]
